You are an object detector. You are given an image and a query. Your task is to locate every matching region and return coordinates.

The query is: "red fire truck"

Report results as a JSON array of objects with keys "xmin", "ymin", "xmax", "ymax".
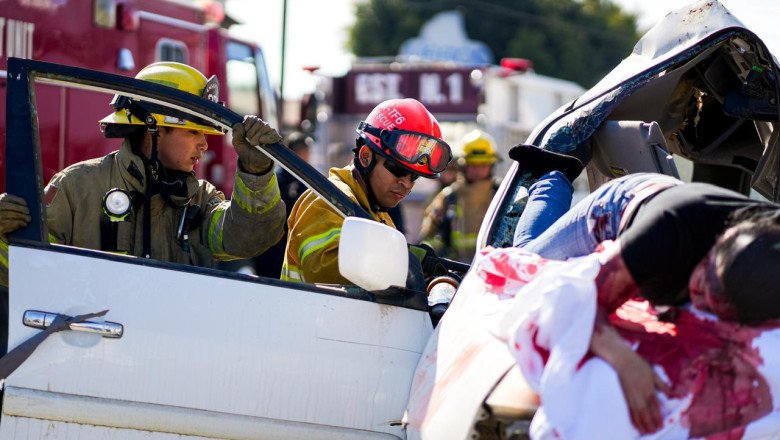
[{"xmin": 0, "ymin": 0, "xmax": 278, "ymax": 194}]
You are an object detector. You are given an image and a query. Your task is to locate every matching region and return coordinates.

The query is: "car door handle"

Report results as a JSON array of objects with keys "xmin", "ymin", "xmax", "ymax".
[{"xmin": 23, "ymin": 310, "xmax": 124, "ymax": 338}]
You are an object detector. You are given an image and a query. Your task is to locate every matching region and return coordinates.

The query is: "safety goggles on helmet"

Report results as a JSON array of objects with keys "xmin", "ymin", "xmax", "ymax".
[
  {"xmin": 383, "ymin": 156, "xmax": 420, "ymax": 181},
  {"xmin": 357, "ymin": 122, "xmax": 453, "ymax": 174}
]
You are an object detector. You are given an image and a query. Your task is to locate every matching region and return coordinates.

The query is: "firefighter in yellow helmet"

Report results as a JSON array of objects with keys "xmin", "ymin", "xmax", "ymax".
[
  {"xmin": 420, "ymin": 129, "xmax": 501, "ymax": 263},
  {"xmin": 0, "ymin": 62, "xmax": 286, "ymax": 285}
]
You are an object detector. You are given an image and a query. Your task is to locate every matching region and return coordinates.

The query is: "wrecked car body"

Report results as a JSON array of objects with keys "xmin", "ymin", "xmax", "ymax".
[{"xmin": 406, "ymin": 1, "xmax": 780, "ymax": 439}]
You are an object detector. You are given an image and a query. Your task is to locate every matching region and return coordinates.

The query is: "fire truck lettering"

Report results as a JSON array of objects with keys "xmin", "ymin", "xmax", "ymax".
[
  {"xmin": 7, "ymin": 20, "xmax": 16, "ymax": 58},
  {"xmin": 2, "ymin": 19, "xmax": 34, "ymax": 60},
  {"xmin": 0, "ymin": 18, "xmax": 5, "ymax": 58},
  {"xmin": 417, "ymin": 72, "xmax": 466, "ymax": 106},
  {"xmin": 27, "ymin": 22, "xmax": 34, "ymax": 59},
  {"xmin": 446, "ymin": 73, "xmax": 463, "ymax": 104},
  {"xmin": 355, "ymin": 73, "xmax": 403, "ymax": 105},
  {"xmin": 6, "ymin": 19, "xmax": 13, "ymax": 58},
  {"xmin": 419, "ymin": 73, "xmax": 446, "ymax": 105}
]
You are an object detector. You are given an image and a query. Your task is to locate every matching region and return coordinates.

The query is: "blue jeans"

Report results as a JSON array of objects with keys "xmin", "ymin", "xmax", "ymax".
[{"xmin": 513, "ymin": 172, "xmax": 682, "ymax": 259}]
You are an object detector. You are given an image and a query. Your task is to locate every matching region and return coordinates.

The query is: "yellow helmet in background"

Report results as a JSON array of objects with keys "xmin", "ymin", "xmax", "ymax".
[
  {"xmin": 99, "ymin": 62, "xmax": 224, "ymax": 136},
  {"xmin": 460, "ymin": 129, "xmax": 499, "ymax": 165}
]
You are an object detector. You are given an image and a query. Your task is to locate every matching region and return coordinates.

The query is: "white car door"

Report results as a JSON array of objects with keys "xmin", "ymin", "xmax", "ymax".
[
  {"xmin": 2, "ymin": 242, "xmax": 431, "ymax": 439},
  {"xmin": 0, "ymin": 58, "xmax": 433, "ymax": 439}
]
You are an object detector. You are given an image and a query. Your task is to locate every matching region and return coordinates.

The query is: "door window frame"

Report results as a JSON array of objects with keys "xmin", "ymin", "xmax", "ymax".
[{"xmin": 4, "ymin": 58, "xmax": 427, "ymax": 311}]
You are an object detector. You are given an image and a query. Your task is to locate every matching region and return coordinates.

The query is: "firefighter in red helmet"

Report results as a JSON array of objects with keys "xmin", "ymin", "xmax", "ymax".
[{"xmin": 282, "ymin": 98, "xmax": 453, "ymax": 284}]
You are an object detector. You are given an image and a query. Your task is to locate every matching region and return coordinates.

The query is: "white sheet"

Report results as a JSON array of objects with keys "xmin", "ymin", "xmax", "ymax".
[{"xmin": 472, "ymin": 246, "xmax": 780, "ymax": 440}]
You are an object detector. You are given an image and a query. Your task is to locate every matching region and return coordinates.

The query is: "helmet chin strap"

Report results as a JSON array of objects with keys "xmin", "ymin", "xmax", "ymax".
[
  {"xmin": 141, "ymin": 116, "xmax": 159, "ymax": 259},
  {"xmin": 122, "ymin": 99, "xmax": 164, "ymax": 259},
  {"xmin": 123, "ymin": 100, "xmax": 200, "ymax": 258}
]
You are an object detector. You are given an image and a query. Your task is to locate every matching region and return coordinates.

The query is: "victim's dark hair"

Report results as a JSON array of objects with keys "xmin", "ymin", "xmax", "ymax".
[{"xmin": 716, "ymin": 208, "xmax": 780, "ymax": 324}]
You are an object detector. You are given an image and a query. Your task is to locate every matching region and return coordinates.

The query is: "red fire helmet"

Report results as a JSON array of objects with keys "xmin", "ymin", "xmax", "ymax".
[{"xmin": 357, "ymin": 98, "xmax": 452, "ymax": 178}]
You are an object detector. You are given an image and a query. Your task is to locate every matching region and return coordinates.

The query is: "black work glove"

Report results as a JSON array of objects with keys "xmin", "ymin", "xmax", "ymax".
[
  {"xmin": 232, "ymin": 115, "xmax": 282, "ymax": 174},
  {"xmin": 409, "ymin": 243, "xmax": 447, "ymax": 280},
  {"xmin": 0, "ymin": 194, "xmax": 31, "ymax": 240}
]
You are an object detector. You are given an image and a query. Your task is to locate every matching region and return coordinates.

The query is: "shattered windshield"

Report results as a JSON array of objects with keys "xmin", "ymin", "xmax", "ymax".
[{"xmin": 486, "ymin": 5, "xmax": 780, "ymax": 248}]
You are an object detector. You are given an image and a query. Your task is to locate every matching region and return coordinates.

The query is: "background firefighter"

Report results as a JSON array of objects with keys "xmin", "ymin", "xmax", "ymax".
[{"xmin": 419, "ymin": 129, "xmax": 501, "ymax": 263}]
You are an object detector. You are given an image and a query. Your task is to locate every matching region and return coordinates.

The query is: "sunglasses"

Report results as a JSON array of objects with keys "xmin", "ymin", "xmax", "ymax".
[
  {"xmin": 383, "ymin": 157, "xmax": 420, "ymax": 181},
  {"xmin": 357, "ymin": 122, "xmax": 452, "ymax": 174}
]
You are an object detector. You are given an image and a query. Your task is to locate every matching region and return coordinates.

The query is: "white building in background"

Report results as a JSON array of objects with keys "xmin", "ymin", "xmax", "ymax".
[{"xmin": 480, "ymin": 62, "xmax": 585, "ymax": 178}]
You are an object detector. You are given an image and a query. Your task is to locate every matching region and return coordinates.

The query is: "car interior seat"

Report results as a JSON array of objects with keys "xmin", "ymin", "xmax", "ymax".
[{"xmin": 588, "ymin": 120, "xmax": 680, "ymax": 181}]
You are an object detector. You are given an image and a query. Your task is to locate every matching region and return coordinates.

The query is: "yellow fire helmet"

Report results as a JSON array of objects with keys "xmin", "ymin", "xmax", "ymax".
[
  {"xmin": 99, "ymin": 62, "xmax": 224, "ymax": 136},
  {"xmin": 460, "ymin": 129, "xmax": 499, "ymax": 165}
]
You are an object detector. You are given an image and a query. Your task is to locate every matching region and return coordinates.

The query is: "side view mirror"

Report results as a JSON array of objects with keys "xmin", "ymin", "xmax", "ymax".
[{"xmin": 338, "ymin": 217, "xmax": 408, "ymax": 291}]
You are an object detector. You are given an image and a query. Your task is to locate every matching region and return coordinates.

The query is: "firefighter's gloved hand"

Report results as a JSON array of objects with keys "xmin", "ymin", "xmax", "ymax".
[
  {"xmin": 409, "ymin": 243, "xmax": 447, "ymax": 280},
  {"xmin": 0, "ymin": 193, "xmax": 31, "ymax": 240},
  {"xmin": 232, "ymin": 115, "xmax": 282, "ymax": 174}
]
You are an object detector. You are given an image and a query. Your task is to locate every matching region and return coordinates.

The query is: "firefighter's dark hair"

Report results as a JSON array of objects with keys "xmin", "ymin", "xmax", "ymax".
[{"xmin": 101, "ymin": 123, "xmax": 147, "ymax": 139}]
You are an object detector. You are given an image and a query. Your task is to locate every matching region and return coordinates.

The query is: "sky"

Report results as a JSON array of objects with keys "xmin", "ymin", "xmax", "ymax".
[
  {"xmin": 225, "ymin": 0, "xmax": 357, "ymax": 100},
  {"xmin": 225, "ymin": 0, "xmax": 779, "ymax": 99}
]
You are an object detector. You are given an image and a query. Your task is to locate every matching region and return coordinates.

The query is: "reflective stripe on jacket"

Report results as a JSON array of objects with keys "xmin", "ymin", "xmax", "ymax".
[{"xmin": 281, "ymin": 165, "xmax": 394, "ymax": 284}]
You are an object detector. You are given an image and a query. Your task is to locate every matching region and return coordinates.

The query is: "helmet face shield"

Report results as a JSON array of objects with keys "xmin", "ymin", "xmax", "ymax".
[{"xmin": 357, "ymin": 122, "xmax": 453, "ymax": 174}]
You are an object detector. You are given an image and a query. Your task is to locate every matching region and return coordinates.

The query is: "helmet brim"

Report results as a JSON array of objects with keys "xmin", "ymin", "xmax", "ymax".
[{"xmin": 99, "ymin": 110, "xmax": 224, "ymax": 136}]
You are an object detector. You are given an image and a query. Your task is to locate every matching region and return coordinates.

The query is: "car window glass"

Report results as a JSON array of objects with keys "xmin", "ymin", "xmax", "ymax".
[
  {"xmin": 156, "ymin": 39, "xmax": 188, "ymax": 64},
  {"xmin": 226, "ymin": 42, "xmax": 260, "ymax": 117}
]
